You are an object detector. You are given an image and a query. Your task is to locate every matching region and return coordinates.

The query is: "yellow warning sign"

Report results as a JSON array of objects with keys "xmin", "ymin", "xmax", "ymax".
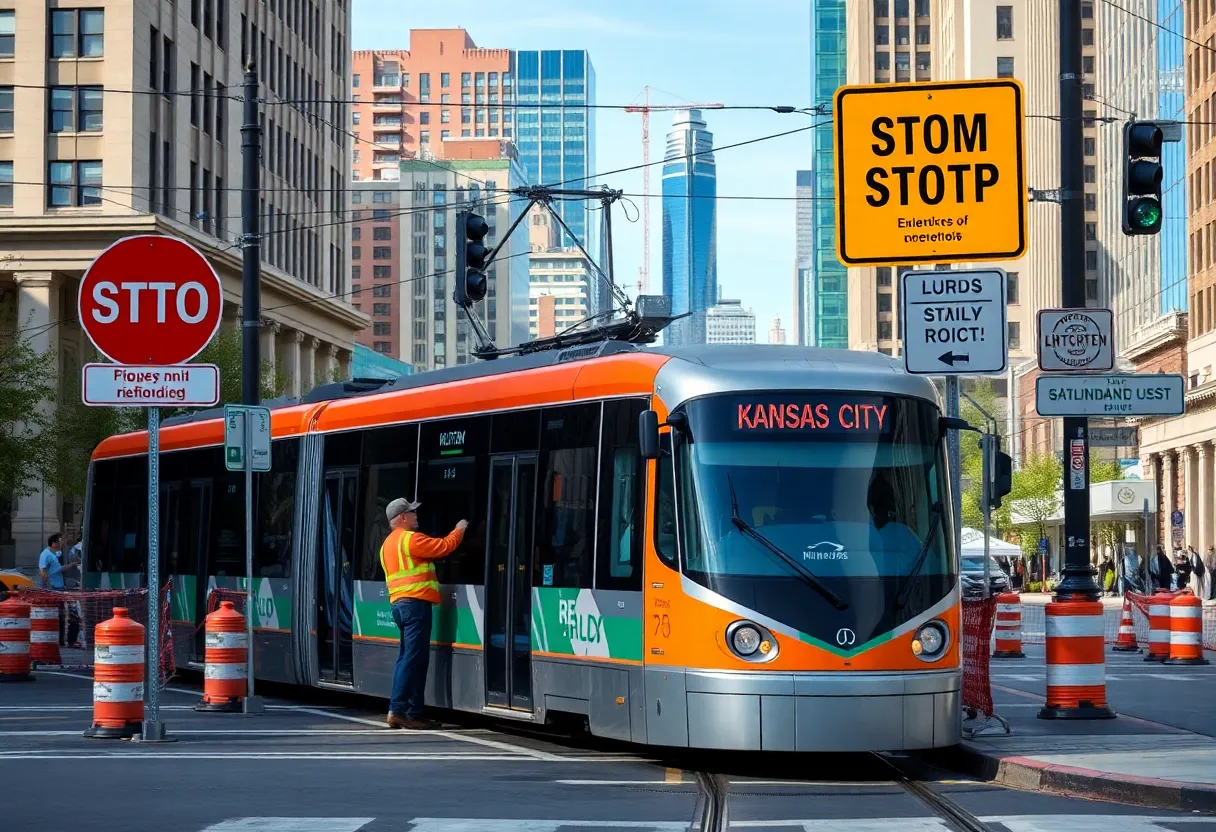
[{"xmin": 833, "ymin": 79, "xmax": 1027, "ymax": 267}]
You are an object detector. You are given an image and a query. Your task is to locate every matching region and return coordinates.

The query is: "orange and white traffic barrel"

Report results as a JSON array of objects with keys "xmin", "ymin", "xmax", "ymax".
[
  {"xmin": 1165, "ymin": 593, "xmax": 1209, "ymax": 666},
  {"xmin": 28, "ymin": 602, "xmax": 61, "ymax": 665},
  {"xmin": 1144, "ymin": 592, "xmax": 1173, "ymax": 662},
  {"xmin": 0, "ymin": 594, "xmax": 33, "ymax": 682},
  {"xmin": 1038, "ymin": 600, "xmax": 1115, "ymax": 720},
  {"xmin": 1111, "ymin": 596, "xmax": 1141, "ymax": 653},
  {"xmin": 84, "ymin": 607, "xmax": 145, "ymax": 739},
  {"xmin": 196, "ymin": 600, "xmax": 247, "ymax": 712},
  {"xmin": 992, "ymin": 592, "xmax": 1025, "ymax": 658}
]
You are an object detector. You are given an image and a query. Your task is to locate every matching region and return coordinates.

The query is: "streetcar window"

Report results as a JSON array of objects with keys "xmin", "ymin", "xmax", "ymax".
[
  {"xmin": 209, "ymin": 468, "xmax": 246, "ymax": 577},
  {"xmin": 596, "ymin": 399, "xmax": 646, "ymax": 590},
  {"xmin": 418, "ymin": 416, "xmax": 489, "ymax": 585},
  {"xmin": 358, "ymin": 424, "xmax": 418, "ymax": 582},
  {"xmin": 654, "ymin": 433, "xmax": 678, "ymax": 570},
  {"xmin": 491, "ymin": 408, "xmax": 540, "ymax": 453},
  {"xmin": 533, "ymin": 403, "xmax": 599, "ymax": 590},
  {"xmin": 256, "ymin": 439, "xmax": 299, "ymax": 578},
  {"xmin": 86, "ymin": 459, "xmax": 117, "ymax": 574}
]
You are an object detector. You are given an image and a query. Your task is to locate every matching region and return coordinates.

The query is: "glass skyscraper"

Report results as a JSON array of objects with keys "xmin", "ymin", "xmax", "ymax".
[
  {"xmin": 662, "ymin": 110, "xmax": 718, "ymax": 345},
  {"xmin": 1158, "ymin": 0, "xmax": 1187, "ymax": 317},
  {"xmin": 807, "ymin": 0, "xmax": 848, "ymax": 348},
  {"xmin": 513, "ymin": 50, "xmax": 597, "ymax": 254}
]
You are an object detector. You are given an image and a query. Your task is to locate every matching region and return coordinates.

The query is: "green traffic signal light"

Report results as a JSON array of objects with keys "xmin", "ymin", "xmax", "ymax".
[{"xmin": 1129, "ymin": 196, "xmax": 1161, "ymax": 230}]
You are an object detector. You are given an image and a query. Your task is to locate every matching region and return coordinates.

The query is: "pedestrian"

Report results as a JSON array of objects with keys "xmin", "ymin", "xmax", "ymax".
[
  {"xmin": 1205, "ymin": 546, "xmax": 1216, "ymax": 601},
  {"xmin": 1153, "ymin": 545, "xmax": 1174, "ymax": 593},
  {"xmin": 379, "ymin": 498, "xmax": 466, "ymax": 730},
  {"xmin": 38, "ymin": 533, "xmax": 64, "ymax": 590},
  {"xmin": 1175, "ymin": 547, "xmax": 1192, "ymax": 592},
  {"xmin": 1191, "ymin": 545, "xmax": 1209, "ymax": 602}
]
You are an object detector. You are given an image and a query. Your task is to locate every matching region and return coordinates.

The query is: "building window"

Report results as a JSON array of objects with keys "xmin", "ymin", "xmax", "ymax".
[
  {"xmin": 373, "ymin": 226, "xmax": 391, "ymax": 240},
  {"xmin": 352, "ymin": 74, "xmax": 359, "ymax": 89},
  {"xmin": 997, "ymin": 57, "xmax": 1014, "ymax": 78},
  {"xmin": 0, "ymin": 87, "xmax": 12, "ymax": 133},
  {"xmin": 441, "ymin": 110, "xmax": 451, "ymax": 123},
  {"xmin": 1007, "ymin": 272, "xmax": 1019, "ymax": 304},
  {"xmin": 420, "ymin": 130, "xmax": 429, "ymax": 144},
  {"xmin": 996, "ymin": 6, "xmax": 1013, "ymax": 39},
  {"xmin": 373, "ymin": 284, "xmax": 391, "ymax": 296},
  {"xmin": 47, "ymin": 160, "xmax": 101, "ymax": 207},
  {"xmin": 373, "ymin": 246, "xmax": 391, "ymax": 259},
  {"xmin": 0, "ymin": 11, "xmax": 14, "ymax": 57},
  {"xmin": 351, "ymin": 266, "xmax": 361, "ymax": 281},
  {"xmin": 876, "ymin": 26, "xmax": 890, "ymax": 45},
  {"xmin": 876, "ymin": 266, "xmax": 892, "ymax": 287},
  {"xmin": 1082, "ymin": 56, "xmax": 1094, "ymax": 75},
  {"xmin": 373, "ymin": 191, "xmax": 392, "ymax": 203},
  {"xmin": 351, "ymin": 227, "xmax": 361, "ymax": 241},
  {"xmin": 373, "ymin": 304, "xmax": 391, "ymax": 317},
  {"xmin": 1085, "ymin": 250, "xmax": 1097, "ymax": 270},
  {"xmin": 875, "ymin": 0, "xmax": 889, "ymax": 16},
  {"xmin": 49, "ymin": 88, "xmax": 75, "ymax": 131},
  {"xmin": 1085, "ymin": 222, "xmax": 1097, "ymax": 241},
  {"xmin": 1083, "ymin": 165, "xmax": 1096, "ymax": 183},
  {"xmin": 352, "ymin": 246, "xmax": 361, "ymax": 259},
  {"xmin": 878, "ymin": 321, "xmax": 892, "ymax": 340},
  {"xmin": 50, "ymin": 8, "xmax": 104, "ymax": 58},
  {"xmin": 0, "ymin": 161, "xmax": 12, "ymax": 207},
  {"xmin": 374, "ymin": 266, "xmax": 391, "ymax": 279},
  {"xmin": 440, "ymin": 72, "xmax": 450, "ymax": 88},
  {"xmin": 1084, "ymin": 192, "xmax": 1096, "ymax": 211},
  {"xmin": 1008, "ymin": 322, "xmax": 1021, "ymax": 350},
  {"xmin": 1081, "ymin": 27, "xmax": 1093, "ymax": 46},
  {"xmin": 875, "ymin": 51, "xmax": 891, "ymax": 72},
  {"xmin": 877, "ymin": 292, "xmax": 892, "ymax": 312},
  {"xmin": 1083, "ymin": 137, "xmax": 1095, "ymax": 156}
]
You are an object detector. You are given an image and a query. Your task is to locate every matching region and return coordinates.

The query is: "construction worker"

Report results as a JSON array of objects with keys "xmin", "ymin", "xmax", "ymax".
[{"xmin": 380, "ymin": 498, "xmax": 466, "ymax": 730}]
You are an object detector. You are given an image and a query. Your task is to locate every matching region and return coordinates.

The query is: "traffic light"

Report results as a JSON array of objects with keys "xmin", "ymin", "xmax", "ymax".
[
  {"xmin": 1122, "ymin": 120, "xmax": 1164, "ymax": 236},
  {"xmin": 988, "ymin": 435, "xmax": 1013, "ymax": 510},
  {"xmin": 454, "ymin": 210, "xmax": 490, "ymax": 305}
]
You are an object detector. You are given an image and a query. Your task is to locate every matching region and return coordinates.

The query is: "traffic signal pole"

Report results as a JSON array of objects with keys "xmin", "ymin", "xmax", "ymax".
[
  {"xmin": 1056, "ymin": 0, "xmax": 1098, "ymax": 601},
  {"xmin": 241, "ymin": 62, "xmax": 262, "ymax": 406}
]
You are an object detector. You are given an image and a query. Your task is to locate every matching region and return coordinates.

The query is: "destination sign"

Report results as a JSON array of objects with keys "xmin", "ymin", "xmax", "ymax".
[
  {"xmin": 833, "ymin": 79, "xmax": 1027, "ymax": 266},
  {"xmin": 1038, "ymin": 308, "xmax": 1114, "ymax": 372},
  {"xmin": 902, "ymin": 268, "xmax": 1008, "ymax": 375},
  {"xmin": 1035, "ymin": 374, "xmax": 1186, "ymax": 417},
  {"xmin": 1089, "ymin": 426, "xmax": 1138, "ymax": 448}
]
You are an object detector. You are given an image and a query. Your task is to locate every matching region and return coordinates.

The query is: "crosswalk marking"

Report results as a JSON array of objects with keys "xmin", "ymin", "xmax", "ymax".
[{"xmin": 201, "ymin": 820, "xmax": 374, "ymax": 832}]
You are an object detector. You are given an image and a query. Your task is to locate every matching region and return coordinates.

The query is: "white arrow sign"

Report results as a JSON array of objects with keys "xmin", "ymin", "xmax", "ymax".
[{"xmin": 901, "ymin": 268, "xmax": 1008, "ymax": 375}]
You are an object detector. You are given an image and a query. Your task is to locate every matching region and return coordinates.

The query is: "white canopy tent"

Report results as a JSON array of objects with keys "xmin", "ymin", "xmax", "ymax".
[{"xmin": 959, "ymin": 527, "xmax": 1021, "ymax": 558}]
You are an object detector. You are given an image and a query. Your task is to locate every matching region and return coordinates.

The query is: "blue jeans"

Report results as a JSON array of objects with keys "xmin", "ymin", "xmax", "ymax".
[{"xmin": 390, "ymin": 599, "xmax": 433, "ymax": 719}]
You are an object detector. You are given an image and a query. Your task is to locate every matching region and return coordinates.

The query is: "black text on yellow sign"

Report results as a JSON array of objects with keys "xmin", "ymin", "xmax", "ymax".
[{"xmin": 833, "ymin": 79, "xmax": 1027, "ymax": 267}]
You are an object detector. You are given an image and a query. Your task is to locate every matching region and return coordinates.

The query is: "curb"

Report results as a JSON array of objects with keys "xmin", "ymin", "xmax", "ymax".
[{"xmin": 941, "ymin": 744, "xmax": 1216, "ymax": 813}]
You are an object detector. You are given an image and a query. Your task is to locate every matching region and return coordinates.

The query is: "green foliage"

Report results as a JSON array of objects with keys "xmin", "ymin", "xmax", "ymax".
[
  {"xmin": 0, "ymin": 306, "xmax": 58, "ymax": 498},
  {"xmin": 1011, "ymin": 452, "xmax": 1062, "ymax": 557},
  {"xmin": 1089, "ymin": 457, "xmax": 1123, "ymax": 485},
  {"xmin": 958, "ymin": 379, "xmax": 1011, "ymax": 535}
]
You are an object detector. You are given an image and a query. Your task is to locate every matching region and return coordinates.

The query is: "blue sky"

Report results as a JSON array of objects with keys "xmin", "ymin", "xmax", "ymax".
[{"xmin": 352, "ymin": 0, "xmax": 814, "ymax": 343}]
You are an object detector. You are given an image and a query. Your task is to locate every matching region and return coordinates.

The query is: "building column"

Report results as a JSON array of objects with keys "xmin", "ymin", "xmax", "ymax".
[
  {"xmin": 11, "ymin": 273, "xmax": 62, "ymax": 568},
  {"xmin": 338, "ymin": 349, "xmax": 353, "ymax": 381},
  {"xmin": 261, "ymin": 322, "xmax": 280, "ymax": 378},
  {"xmin": 1160, "ymin": 452, "xmax": 1174, "ymax": 551},
  {"xmin": 324, "ymin": 344, "xmax": 339, "ymax": 383},
  {"xmin": 1181, "ymin": 445, "xmax": 1197, "ymax": 552},
  {"xmin": 1198, "ymin": 443, "xmax": 1213, "ymax": 554},
  {"xmin": 284, "ymin": 331, "xmax": 304, "ymax": 399},
  {"xmin": 300, "ymin": 336, "xmax": 317, "ymax": 394}
]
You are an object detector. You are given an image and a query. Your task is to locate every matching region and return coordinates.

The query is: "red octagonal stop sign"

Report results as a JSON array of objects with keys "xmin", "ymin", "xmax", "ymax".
[{"xmin": 78, "ymin": 235, "xmax": 223, "ymax": 365}]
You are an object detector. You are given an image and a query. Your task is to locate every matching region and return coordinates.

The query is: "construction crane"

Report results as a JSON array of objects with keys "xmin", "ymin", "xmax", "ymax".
[{"xmin": 624, "ymin": 88, "xmax": 723, "ymax": 295}]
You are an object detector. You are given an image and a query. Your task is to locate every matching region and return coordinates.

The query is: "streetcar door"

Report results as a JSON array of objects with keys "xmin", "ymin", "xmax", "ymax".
[
  {"xmin": 317, "ymin": 469, "xmax": 358, "ymax": 683},
  {"xmin": 484, "ymin": 454, "xmax": 536, "ymax": 711}
]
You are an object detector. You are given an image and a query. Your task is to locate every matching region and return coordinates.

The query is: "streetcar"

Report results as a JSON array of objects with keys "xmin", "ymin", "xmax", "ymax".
[{"xmin": 84, "ymin": 343, "xmax": 962, "ymax": 752}]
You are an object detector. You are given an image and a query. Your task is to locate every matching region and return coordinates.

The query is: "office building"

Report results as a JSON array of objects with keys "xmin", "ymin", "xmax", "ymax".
[
  {"xmin": 807, "ymin": 0, "xmax": 849, "ymax": 348},
  {"xmin": 769, "ymin": 317, "xmax": 787, "ymax": 345},
  {"xmin": 845, "ymin": 0, "xmax": 936, "ymax": 355},
  {"xmin": 528, "ymin": 204, "xmax": 595, "ymax": 339},
  {"xmin": 514, "ymin": 49, "xmax": 596, "ymax": 254},
  {"xmin": 706, "ymin": 297, "xmax": 756, "ymax": 344},
  {"xmin": 349, "ymin": 30, "xmax": 511, "ymax": 183},
  {"xmin": 1097, "ymin": 0, "xmax": 1187, "ymax": 357},
  {"xmin": 793, "ymin": 170, "xmax": 813, "ymax": 345},
  {"xmin": 353, "ymin": 143, "xmax": 529, "ymax": 373},
  {"xmin": 661, "ymin": 109, "xmax": 717, "ymax": 345},
  {"xmin": 0, "ymin": 1, "xmax": 362, "ymax": 566},
  {"xmin": 1138, "ymin": 0, "xmax": 1216, "ymax": 556}
]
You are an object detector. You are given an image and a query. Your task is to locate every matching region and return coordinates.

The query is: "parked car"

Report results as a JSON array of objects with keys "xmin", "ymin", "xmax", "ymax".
[
  {"xmin": 960, "ymin": 555, "xmax": 1010, "ymax": 597},
  {"xmin": 0, "ymin": 569, "xmax": 34, "ymax": 594}
]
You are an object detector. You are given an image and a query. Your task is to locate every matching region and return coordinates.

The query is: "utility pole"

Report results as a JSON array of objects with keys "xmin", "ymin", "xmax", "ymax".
[
  {"xmin": 1056, "ymin": 0, "xmax": 1099, "ymax": 601},
  {"xmin": 241, "ymin": 61, "xmax": 262, "ymax": 406}
]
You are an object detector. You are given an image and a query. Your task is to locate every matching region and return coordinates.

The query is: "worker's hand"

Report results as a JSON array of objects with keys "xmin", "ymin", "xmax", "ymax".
[{"xmin": 455, "ymin": 519, "xmax": 469, "ymax": 533}]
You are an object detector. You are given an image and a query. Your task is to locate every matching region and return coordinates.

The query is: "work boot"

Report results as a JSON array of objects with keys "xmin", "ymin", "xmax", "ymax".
[
  {"xmin": 401, "ymin": 716, "xmax": 441, "ymax": 730},
  {"xmin": 386, "ymin": 712, "xmax": 411, "ymax": 729}
]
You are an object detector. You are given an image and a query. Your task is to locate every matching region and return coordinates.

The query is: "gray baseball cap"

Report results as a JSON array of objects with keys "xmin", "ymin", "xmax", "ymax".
[{"xmin": 386, "ymin": 498, "xmax": 421, "ymax": 522}]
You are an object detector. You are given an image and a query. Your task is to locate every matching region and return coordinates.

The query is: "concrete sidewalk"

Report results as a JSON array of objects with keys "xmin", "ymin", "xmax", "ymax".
[{"xmin": 950, "ymin": 645, "xmax": 1216, "ymax": 813}]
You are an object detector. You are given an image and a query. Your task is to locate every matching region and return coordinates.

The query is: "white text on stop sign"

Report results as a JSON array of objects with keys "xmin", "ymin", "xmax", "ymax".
[{"xmin": 91, "ymin": 281, "xmax": 210, "ymax": 324}]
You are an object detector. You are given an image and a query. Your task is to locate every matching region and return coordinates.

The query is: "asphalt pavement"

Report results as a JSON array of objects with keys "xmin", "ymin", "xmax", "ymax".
[{"xmin": 1, "ymin": 672, "xmax": 1213, "ymax": 831}]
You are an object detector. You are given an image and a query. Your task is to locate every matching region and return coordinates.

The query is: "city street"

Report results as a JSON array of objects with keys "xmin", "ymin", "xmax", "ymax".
[{"xmin": 0, "ymin": 673, "xmax": 1212, "ymax": 831}]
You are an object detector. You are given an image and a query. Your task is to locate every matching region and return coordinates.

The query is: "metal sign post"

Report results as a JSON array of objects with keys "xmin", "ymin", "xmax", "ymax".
[
  {"xmin": 140, "ymin": 407, "xmax": 171, "ymax": 742},
  {"xmin": 225, "ymin": 404, "xmax": 270, "ymax": 715},
  {"xmin": 982, "ymin": 433, "xmax": 993, "ymax": 600}
]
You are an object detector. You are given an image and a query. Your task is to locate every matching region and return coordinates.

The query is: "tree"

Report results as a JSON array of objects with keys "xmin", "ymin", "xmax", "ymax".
[
  {"xmin": 0, "ymin": 309, "xmax": 58, "ymax": 499},
  {"xmin": 958, "ymin": 379, "xmax": 1011, "ymax": 535},
  {"xmin": 1011, "ymin": 452, "xmax": 1062, "ymax": 576},
  {"xmin": 1088, "ymin": 457, "xmax": 1125, "ymax": 566}
]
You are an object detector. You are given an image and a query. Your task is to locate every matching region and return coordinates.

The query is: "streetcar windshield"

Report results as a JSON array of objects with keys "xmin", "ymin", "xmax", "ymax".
[{"xmin": 673, "ymin": 392, "xmax": 956, "ymax": 644}]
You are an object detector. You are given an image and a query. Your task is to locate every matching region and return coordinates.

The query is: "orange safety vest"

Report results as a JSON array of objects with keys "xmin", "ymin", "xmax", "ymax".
[{"xmin": 379, "ymin": 529, "xmax": 441, "ymax": 605}]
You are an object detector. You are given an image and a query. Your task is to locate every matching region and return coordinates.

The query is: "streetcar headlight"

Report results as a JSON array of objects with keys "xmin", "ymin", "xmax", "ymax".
[
  {"xmin": 732, "ymin": 625, "xmax": 762, "ymax": 656},
  {"xmin": 913, "ymin": 621, "xmax": 948, "ymax": 660}
]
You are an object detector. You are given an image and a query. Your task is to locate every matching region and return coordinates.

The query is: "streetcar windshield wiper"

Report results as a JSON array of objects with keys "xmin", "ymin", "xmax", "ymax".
[
  {"xmin": 893, "ymin": 501, "xmax": 944, "ymax": 611},
  {"xmin": 726, "ymin": 475, "xmax": 849, "ymax": 611}
]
